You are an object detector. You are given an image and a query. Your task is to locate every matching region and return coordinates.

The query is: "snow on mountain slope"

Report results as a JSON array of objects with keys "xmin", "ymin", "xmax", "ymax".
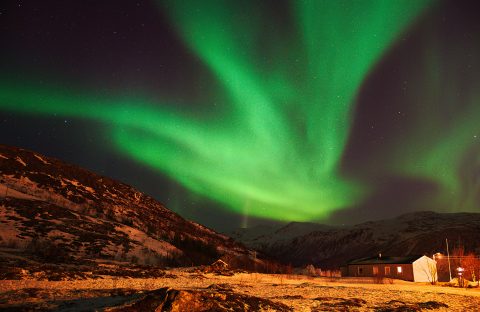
[
  {"xmin": 232, "ymin": 211, "xmax": 480, "ymax": 268},
  {"xmin": 230, "ymin": 222, "xmax": 332, "ymax": 249},
  {"xmin": 0, "ymin": 145, "xmax": 248, "ymax": 267}
]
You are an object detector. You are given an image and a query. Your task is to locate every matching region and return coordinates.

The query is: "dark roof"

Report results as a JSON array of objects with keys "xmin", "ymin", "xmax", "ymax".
[{"xmin": 348, "ymin": 255, "xmax": 424, "ymax": 265}]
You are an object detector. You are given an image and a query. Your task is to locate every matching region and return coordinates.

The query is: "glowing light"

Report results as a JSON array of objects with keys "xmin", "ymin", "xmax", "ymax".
[{"xmin": 0, "ymin": 1, "xmax": 432, "ymax": 221}]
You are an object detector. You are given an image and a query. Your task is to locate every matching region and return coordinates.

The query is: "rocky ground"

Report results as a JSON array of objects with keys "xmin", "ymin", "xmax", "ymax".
[{"xmin": 1, "ymin": 269, "xmax": 480, "ymax": 311}]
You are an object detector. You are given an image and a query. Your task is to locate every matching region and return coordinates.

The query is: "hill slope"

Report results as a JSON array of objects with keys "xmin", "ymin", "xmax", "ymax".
[
  {"xmin": 0, "ymin": 145, "xmax": 249, "ymax": 269},
  {"xmin": 231, "ymin": 211, "xmax": 480, "ymax": 268}
]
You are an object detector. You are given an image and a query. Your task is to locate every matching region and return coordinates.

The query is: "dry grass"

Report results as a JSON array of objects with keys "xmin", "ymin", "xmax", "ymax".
[{"xmin": 1, "ymin": 269, "xmax": 480, "ymax": 311}]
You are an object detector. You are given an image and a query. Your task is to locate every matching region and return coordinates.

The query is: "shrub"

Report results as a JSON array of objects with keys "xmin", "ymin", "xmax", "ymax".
[
  {"xmin": 305, "ymin": 264, "xmax": 317, "ymax": 276},
  {"xmin": 171, "ymin": 234, "xmax": 219, "ymax": 265},
  {"xmin": 26, "ymin": 238, "xmax": 70, "ymax": 263}
]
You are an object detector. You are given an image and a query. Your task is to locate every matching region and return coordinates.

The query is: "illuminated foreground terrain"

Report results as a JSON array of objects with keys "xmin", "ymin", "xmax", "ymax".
[{"xmin": 1, "ymin": 269, "xmax": 480, "ymax": 311}]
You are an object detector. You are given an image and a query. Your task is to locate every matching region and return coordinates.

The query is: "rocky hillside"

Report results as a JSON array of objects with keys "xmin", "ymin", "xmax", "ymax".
[
  {"xmin": 231, "ymin": 211, "xmax": 480, "ymax": 268},
  {"xmin": 0, "ymin": 144, "xmax": 250, "ymax": 269}
]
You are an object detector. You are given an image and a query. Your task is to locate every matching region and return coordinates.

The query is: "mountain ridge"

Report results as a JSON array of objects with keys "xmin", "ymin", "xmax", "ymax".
[
  {"xmin": 0, "ymin": 144, "xmax": 249, "ymax": 269},
  {"xmin": 231, "ymin": 211, "xmax": 480, "ymax": 268}
]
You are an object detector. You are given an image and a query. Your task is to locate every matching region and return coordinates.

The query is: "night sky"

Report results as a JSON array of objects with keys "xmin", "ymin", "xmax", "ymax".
[{"xmin": 1, "ymin": 0, "xmax": 479, "ymax": 232}]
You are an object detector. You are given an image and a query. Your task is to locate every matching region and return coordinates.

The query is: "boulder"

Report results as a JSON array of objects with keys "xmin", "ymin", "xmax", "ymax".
[{"xmin": 106, "ymin": 287, "xmax": 292, "ymax": 312}]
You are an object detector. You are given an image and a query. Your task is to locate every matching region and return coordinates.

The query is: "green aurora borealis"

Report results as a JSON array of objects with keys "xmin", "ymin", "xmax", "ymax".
[{"xmin": 1, "ymin": 0, "xmax": 479, "ymax": 225}]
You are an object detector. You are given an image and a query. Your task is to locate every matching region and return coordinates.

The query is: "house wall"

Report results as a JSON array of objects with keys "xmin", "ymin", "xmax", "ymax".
[
  {"xmin": 412, "ymin": 256, "xmax": 437, "ymax": 283},
  {"xmin": 347, "ymin": 263, "xmax": 414, "ymax": 281}
]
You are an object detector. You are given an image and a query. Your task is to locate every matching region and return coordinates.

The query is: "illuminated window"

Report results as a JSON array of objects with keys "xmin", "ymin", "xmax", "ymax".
[
  {"xmin": 385, "ymin": 266, "xmax": 391, "ymax": 275},
  {"xmin": 373, "ymin": 266, "xmax": 379, "ymax": 275},
  {"xmin": 397, "ymin": 266, "xmax": 402, "ymax": 274}
]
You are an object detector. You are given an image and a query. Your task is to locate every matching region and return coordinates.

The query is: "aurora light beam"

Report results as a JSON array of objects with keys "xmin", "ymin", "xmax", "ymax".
[{"xmin": 0, "ymin": 1, "xmax": 433, "ymax": 221}]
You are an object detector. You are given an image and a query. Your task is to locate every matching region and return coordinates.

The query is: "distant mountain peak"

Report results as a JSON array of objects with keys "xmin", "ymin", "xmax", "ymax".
[{"xmin": 232, "ymin": 210, "xmax": 480, "ymax": 268}]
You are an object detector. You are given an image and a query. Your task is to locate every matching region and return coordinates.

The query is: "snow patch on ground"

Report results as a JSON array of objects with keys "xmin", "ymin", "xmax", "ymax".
[
  {"xmin": 63, "ymin": 178, "xmax": 96, "ymax": 195},
  {"xmin": 115, "ymin": 225, "xmax": 180, "ymax": 257},
  {"xmin": 33, "ymin": 154, "xmax": 50, "ymax": 165},
  {"xmin": 63, "ymin": 178, "xmax": 80, "ymax": 187},
  {"xmin": 84, "ymin": 186, "xmax": 95, "ymax": 193},
  {"xmin": 104, "ymin": 190, "xmax": 118, "ymax": 198},
  {"xmin": 15, "ymin": 156, "xmax": 27, "ymax": 167},
  {"xmin": 1, "ymin": 175, "xmax": 90, "ymax": 217},
  {"xmin": 0, "ymin": 184, "xmax": 37, "ymax": 200}
]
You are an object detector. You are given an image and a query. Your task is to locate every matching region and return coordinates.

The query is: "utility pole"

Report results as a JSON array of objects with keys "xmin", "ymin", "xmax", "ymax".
[{"xmin": 446, "ymin": 238, "xmax": 452, "ymax": 281}]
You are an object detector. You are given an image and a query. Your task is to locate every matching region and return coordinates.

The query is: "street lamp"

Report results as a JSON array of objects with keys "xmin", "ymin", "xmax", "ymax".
[{"xmin": 457, "ymin": 267, "xmax": 465, "ymax": 287}]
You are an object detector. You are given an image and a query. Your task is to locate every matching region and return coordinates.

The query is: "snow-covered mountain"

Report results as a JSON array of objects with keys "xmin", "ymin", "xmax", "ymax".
[
  {"xmin": 3, "ymin": 144, "xmax": 479, "ymax": 272},
  {"xmin": 0, "ymin": 145, "xmax": 249, "ymax": 267},
  {"xmin": 231, "ymin": 211, "xmax": 480, "ymax": 268}
]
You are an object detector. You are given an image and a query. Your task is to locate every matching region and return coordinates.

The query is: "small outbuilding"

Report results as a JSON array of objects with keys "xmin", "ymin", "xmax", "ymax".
[{"xmin": 344, "ymin": 255, "xmax": 437, "ymax": 282}]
